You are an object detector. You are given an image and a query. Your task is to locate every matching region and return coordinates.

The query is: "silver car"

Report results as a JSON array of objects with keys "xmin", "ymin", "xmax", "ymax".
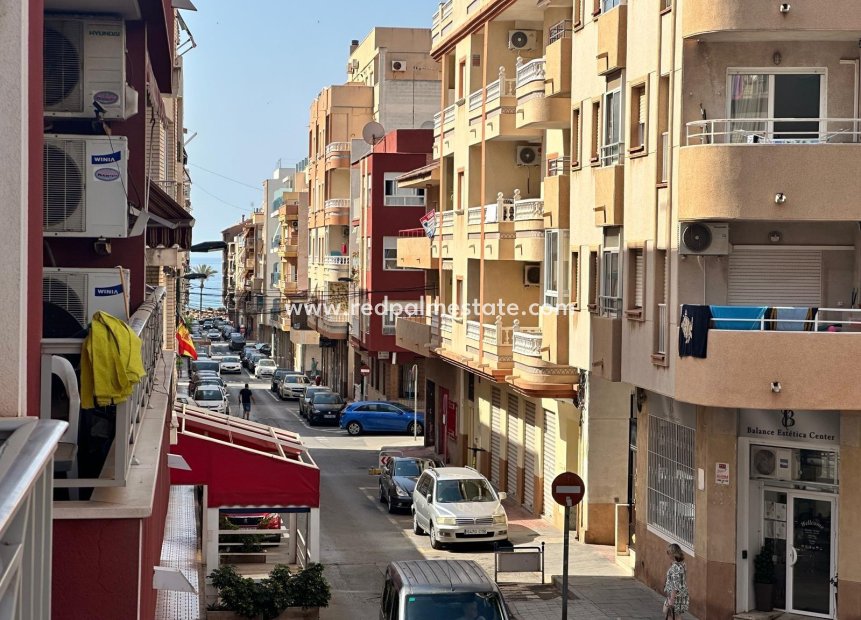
[
  {"xmin": 412, "ymin": 467, "xmax": 508, "ymax": 549},
  {"xmin": 278, "ymin": 373, "xmax": 310, "ymax": 400},
  {"xmin": 193, "ymin": 386, "xmax": 230, "ymax": 415}
]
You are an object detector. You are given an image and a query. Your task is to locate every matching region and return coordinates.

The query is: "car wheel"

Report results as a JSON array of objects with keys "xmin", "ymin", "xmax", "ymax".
[
  {"xmin": 413, "ymin": 512, "xmax": 424, "ymax": 535},
  {"xmin": 347, "ymin": 421, "xmax": 362, "ymax": 436},
  {"xmin": 429, "ymin": 523, "xmax": 441, "ymax": 550},
  {"xmin": 308, "ymin": 416, "xmax": 316, "ymax": 426},
  {"xmin": 387, "ymin": 494, "xmax": 396, "ymax": 514},
  {"xmin": 407, "ymin": 422, "xmax": 424, "ymax": 436},
  {"xmin": 379, "ymin": 484, "xmax": 386, "ymax": 503}
]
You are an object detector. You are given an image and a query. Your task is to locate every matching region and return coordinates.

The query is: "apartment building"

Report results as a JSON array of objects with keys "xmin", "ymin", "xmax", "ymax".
[
  {"xmin": 348, "ymin": 129, "xmax": 434, "ymax": 405},
  {"xmin": 306, "ymin": 27, "xmax": 441, "ymax": 395},
  {"xmin": 398, "ymin": 1, "xmax": 861, "ymax": 619}
]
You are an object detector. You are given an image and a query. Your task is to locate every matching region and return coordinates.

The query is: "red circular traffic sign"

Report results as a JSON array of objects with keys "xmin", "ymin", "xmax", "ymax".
[
  {"xmin": 360, "ymin": 366, "xmax": 371, "ymax": 376},
  {"xmin": 551, "ymin": 472, "xmax": 585, "ymax": 507}
]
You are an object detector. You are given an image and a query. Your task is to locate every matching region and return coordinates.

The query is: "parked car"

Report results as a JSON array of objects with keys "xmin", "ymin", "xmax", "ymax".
[
  {"xmin": 195, "ymin": 376, "xmax": 228, "ymax": 392},
  {"xmin": 254, "ymin": 358, "xmax": 277, "ymax": 378},
  {"xmin": 175, "ymin": 394, "xmax": 198, "ymax": 407},
  {"xmin": 209, "ymin": 343, "xmax": 231, "ymax": 361},
  {"xmin": 270, "ymin": 369, "xmax": 295, "ymax": 392},
  {"xmin": 339, "ymin": 401, "xmax": 425, "ymax": 436},
  {"xmin": 255, "ymin": 342, "xmax": 272, "ymax": 356},
  {"xmin": 306, "ymin": 392, "xmax": 346, "ymax": 426},
  {"xmin": 207, "ymin": 329, "xmax": 221, "ymax": 341},
  {"xmin": 380, "ymin": 560, "xmax": 510, "ymax": 620},
  {"xmin": 412, "ymin": 467, "xmax": 508, "ymax": 549},
  {"xmin": 193, "ymin": 386, "xmax": 230, "ymax": 415},
  {"xmin": 219, "ymin": 355, "xmax": 242, "ymax": 374},
  {"xmin": 229, "ymin": 333, "xmax": 247, "ymax": 352},
  {"xmin": 191, "ymin": 359, "xmax": 221, "ymax": 375},
  {"xmin": 299, "ymin": 386, "xmax": 334, "ymax": 418},
  {"xmin": 379, "ymin": 457, "xmax": 440, "ymax": 513},
  {"xmin": 278, "ymin": 373, "xmax": 310, "ymax": 400},
  {"xmin": 189, "ymin": 371, "xmax": 223, "ymax": 394},
  {"xmin": 246, "ymin": 352, "xmax": 265, "ymax": 372}
]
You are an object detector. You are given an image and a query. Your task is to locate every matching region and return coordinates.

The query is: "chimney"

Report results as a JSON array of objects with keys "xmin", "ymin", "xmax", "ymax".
[{"xmin": 349, "ymin": 39, "xmax": 359, "ymax": 55}]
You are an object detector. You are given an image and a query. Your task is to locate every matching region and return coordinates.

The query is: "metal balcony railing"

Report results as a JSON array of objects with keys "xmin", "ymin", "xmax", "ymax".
[
  {"xmin": 515, "ymin": 58, "xmax": 546, "ymax": 89},
  {"xmin": 600, "ymin": 141, "xmax": 624, "ymax": 166},
  {"xmin": 600, "ymin": 296, "xmax": 623, "ymax": 318},
  {"xmin": 549, "ymin": 19, "xmax": 573, "ymax": 43},
  {"xmin": 656, "ymin": 303, "xmax": 668, "ymax": 356},
  {"xmin": 684, "ymin": 305, "xmax": 861, "ymax": 332},
  {"xmin": 548, "ymin": 156, "xmax": 571, "ymax": 176},
  {"xmin": 685, "ymin": 118, "xmax": 861, "ymax": 145}
]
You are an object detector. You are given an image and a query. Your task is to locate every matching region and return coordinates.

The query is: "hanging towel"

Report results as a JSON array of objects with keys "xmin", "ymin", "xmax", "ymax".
[
  {"xmin": 772, "ymin": 307, "xmax": 810, "ymax": 332},
  {"xmin": 678, "ymin": 305, "xmax": 712, "ymax": 358},
  {"xmin": 710, "ymin": 306, "xmax": 767, "ymax": 330},
  {"xmin": 80, "ymin": 311, "xmax": 147, "ymax": 409}
]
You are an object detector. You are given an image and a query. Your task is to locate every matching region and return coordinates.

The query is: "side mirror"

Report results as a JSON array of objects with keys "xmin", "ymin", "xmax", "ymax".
[
  {"xmin": 498, "ymin": 492, "xmax": 507, "ymax": 501},
  {"xmin": 426, "ymin": 493, "xmax": 433, "ymax": 504}
]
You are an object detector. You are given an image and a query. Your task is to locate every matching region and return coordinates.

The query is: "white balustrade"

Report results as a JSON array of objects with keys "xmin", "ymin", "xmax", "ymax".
[{"xmin": 515, "ymin": 57, "xmax": 546, "ymax": 89}]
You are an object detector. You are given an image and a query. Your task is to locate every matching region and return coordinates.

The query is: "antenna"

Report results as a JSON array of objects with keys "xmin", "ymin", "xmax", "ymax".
[{"xmin": 362, "ymin": 121, "xmax": 386, "ymax": 146}]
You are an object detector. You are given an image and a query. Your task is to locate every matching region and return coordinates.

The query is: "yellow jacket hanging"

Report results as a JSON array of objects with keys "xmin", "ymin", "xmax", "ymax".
[{"xmin": 81, "ymin": 311, "xmax": 147, "ymax": 409}]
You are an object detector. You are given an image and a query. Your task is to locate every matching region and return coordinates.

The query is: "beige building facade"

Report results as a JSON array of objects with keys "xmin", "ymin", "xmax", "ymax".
[{"xmin": 396, "ymin": 1, "xmax": 861, "ymax": 618}]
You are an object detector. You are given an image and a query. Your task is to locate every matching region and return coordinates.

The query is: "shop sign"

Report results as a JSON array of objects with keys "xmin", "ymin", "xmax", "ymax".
[
  {"xmin": 739, "ymin": 409, "xmax": 839, "ymax": 445},
  {"xmin": 715, "ymin": 462, "xmax": 730, "ymax": 486}
]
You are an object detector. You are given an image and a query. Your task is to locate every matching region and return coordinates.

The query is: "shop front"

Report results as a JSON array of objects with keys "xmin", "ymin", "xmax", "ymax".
[{"xmin": 737, "ymin": 409, "xmax": 840, "ymax": 619}]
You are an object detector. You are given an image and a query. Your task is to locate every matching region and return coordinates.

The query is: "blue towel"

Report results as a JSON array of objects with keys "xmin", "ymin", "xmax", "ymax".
[
  {"xmin": 772, "ymin": 307, "xmax": 810, "ymax": 332},
  {"xmin": 710, "ymin": 306, "xmax": 767, "ymax": 330}
]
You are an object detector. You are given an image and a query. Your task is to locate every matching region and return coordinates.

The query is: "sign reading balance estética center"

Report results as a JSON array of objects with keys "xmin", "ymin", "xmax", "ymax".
[{"xmin": 739, "ymin": 409, "xmax": 840, "ymax": 445}]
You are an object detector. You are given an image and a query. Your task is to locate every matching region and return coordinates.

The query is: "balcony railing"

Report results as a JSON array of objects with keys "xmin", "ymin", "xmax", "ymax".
[
  {"xmin": 599, "ymin": 295, "xmax": 623, "ymax": 318},
  {"xmin": 683, "ymin": 305, "xmax": 861, "ymax": 332},
  {"xmin": 432, "ymin": 0, "xmax": 453, "ymax": 25},
  {"xmin": 685, "ymin": 118, "xmax": 861, "ymax": 145},
  {"xmin": 513, "ymin": 325, "xmax": 543, "ymax": 357},
  {"xmin": 323, "ymin": 255, "xmax": 349, "ymax": 267},
  {"xmin": 656, "ymin": 303, "xmax": 668, "ymax": 356},
  {"xmin": 41, "ymin": 287, "xmax": 165, "ymax": 494},
  {"xmin": 324, "ymin": 198, "xmax": 350, "ymax": 212},
  {"xmin": 466, "ymin": 320, "xmax": 480, "ymax": 341},
  {"xmin": 468, "ymin": 89, "xmax": 483, "ymax": 112},
  {"xmin": 486, "ymin": 72, "xmax": 517, "ymax": 103},
  {"xmin": 325, "ymin": 141, "xmax": 351, "ymax": 156},
  {"xmin": 438, "ymin": 210, "xmax": 456, "ymax": 229},
  {"xmin": 549, "ymin": 19, "xmax": 573, "ymax": 44},
  {"xmin": 466, "ymin": 318, "xmax": 514, "ymax": 346},
  {"xmin": 515, "ymin": 58, "xmax": 546, "ymax": 89},
  {"xmin": 601, "ymin": 141, "xmax": 624, "ymax": 166},
  {"xmin": 433, "ymin": 111, "xmax": 442, "ymax": 131},
  {"xmin": 548, "ymin": 156, "xmax": 571, "ymax": 176},
  {"xmin": 513, "ymin": 189, "xmax": 544, "ymax": 221},
  {"xmin": 442, "ymin": 104, "xmax": 457, "ymax": 128},
  {"xmin": 384, "ymin": 194, "xmax": 426, "ymax": 207}
]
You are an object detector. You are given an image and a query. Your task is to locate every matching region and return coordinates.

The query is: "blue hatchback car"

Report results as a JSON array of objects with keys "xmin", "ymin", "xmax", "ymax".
[{"xmin": 340, "ymin": 401, "xmax": 425, "ymax": 436}]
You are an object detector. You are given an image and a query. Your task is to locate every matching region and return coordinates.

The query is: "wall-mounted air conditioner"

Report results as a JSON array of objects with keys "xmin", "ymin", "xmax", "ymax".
[
  {"xmin": 44, "ymin": 15, "xmax": 138, "ymax": 120},
  {"xmin": 391, "ymin": 60, "xmax": 407, "ymax": 72},
  {"xmin": 524, "ymin": 264, "xmax": 541, "ymax": 286},
  {"xmin": 43, "ymin": 267, "xmax": 130, "ymax": 338},
  {"xmin": 44, "ymin": 134, "xmax": 129, "ymax": 238},
  {"xmin": 516, "ymin": 145, "xmax": 541, "ymax": 166},
  {"xmin": 679, "ymin": 222, "xmax": 730, "ymax": 256},
  {"xmin": 508, "ymin": 30, "xmax": 539, "ymax": 51},
  {"xmin": 751, "ymin": 446, "xmax": 795, "ymax": 481}
]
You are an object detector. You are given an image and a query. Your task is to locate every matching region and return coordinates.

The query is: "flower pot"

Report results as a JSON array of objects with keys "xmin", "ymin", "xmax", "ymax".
[{"xmin": 754, "ymin": 582, "xmax": 774, "ymax": 612}]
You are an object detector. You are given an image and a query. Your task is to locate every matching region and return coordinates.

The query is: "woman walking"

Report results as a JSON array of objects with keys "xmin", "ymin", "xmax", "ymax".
[{"xmin": 663, "ymin": 543, "xmax": 689, "ymax": 619}]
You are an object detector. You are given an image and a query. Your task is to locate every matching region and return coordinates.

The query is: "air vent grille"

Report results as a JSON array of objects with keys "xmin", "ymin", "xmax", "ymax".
[
  {"xmin": 43, "ymin": 140, "xmax": 86, "ymax": 232},
  {"xmin": 43, "ymin": 273, "xmax": 87, "ymax": 329},
  {"xmin": 44, "ymin": 20, "xmax": 83, "ymax": 111}
]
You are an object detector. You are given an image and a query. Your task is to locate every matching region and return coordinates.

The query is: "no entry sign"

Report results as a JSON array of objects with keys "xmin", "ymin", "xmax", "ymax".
[{"xmin": 551, "ymin": 472, "xmax": 585, "ymax": 507}]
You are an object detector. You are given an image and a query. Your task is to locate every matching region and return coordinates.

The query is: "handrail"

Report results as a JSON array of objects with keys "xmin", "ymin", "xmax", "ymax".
[
  {"xmin": 324, "ymin": 198, "xmax": 350, "ymax": 210},
  {"xmin": 548, "ymin": 156, "xmax": 570, "ymax": 176},
  {"xmin": 323, "ymin": 255, "xmax": 349, "ymax": 266},
  {"xmin": 685, "ymin": 118, "xmax": 861, "ymax": 145},
  {"xmin": 398, "ymin": 228, "xmax": 426, "ymax": 237},
  {"xmin": 549, "ymin": 19, "xmax": 573, "ymax": 43},
  {"xmin": 325, "ymin": 141, "xmax": 351, "ymax": 156},
  {"xmin": 680, "ymin": 305, "xmax": 861, "ymax": 331}
]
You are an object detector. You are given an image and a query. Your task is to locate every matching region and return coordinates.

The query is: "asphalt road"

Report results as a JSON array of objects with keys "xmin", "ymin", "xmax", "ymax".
[{"xmin": 212, "ymin": 367, "xmax": 511, "ymax": 619}]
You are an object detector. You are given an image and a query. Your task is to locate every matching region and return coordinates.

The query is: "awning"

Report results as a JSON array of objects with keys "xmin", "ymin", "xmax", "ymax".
[
  {"xmin": 147, "ymin": 180, "xmax": 194, "ymax": 250},
  {"xmin": 397, "ymin": 160, "xmax": 440, "ymax": 189},
  {"xmin": 170, "ymin": 404, "xmax": 320, "ymax": 508}
]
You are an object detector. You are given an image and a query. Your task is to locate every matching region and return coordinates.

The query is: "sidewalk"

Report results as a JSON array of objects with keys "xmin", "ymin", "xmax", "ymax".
[{"xmin": 498, "ymin": 501, "xmax": 697, "ymax": 620}]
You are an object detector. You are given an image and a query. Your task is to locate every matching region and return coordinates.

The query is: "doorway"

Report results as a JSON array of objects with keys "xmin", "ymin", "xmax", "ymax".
[{"xmin": 762, "ymin": 489, "xmax": 836, "ymax": 618}]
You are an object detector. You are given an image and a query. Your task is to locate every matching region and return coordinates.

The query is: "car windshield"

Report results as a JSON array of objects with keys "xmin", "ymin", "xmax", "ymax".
[
  {"xmin": 193, "ymin": 362, "xmax": 220, "ymax": 372},
  {"xmin": 195, "ymin": 388, "xmax": 222, "ymax": 400},
  {"xmin": 405, "ymin": 592, "xmax": 504, "ymax": 620},
  {"xmin": 259, "ymin": 360, "xmax": 275, "ymax": 367},
  {"xmin": 222, "ymin": 356, "xmax": 240, "ymax": 363},
  {"xmin": 285, "ymin": 376, "xmax": 308, "ymax": 384},
  {"xmin": 435, "ymin": 479, "xmax": 497, "ymax": 503},
  {"xmin": 393, "ymin": 461, "xmax": 423, "ymax": 477},
  {"xmin": 313, "ymin": 393, "xmax": 342, "ymax": 404}
]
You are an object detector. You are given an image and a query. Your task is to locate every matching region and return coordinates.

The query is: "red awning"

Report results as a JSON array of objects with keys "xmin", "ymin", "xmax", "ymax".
[{"xmin": 170, "ymin": 405, "xmax": 320, "ymax": 508}]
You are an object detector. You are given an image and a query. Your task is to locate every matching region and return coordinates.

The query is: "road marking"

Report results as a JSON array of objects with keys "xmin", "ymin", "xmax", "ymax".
[{"xmin": 267, "ymin": 391, "xmax": 281, "ymax": 402}]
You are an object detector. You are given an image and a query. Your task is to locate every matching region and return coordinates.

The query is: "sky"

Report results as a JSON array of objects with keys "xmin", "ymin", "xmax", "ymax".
[{"xmin": 182, "ymin": 0, "xmax": 438, "ymax": 276}]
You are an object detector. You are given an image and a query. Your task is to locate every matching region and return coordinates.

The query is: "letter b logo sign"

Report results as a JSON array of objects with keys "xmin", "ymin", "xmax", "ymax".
[{"xmin": 781, "ymin": 409, "xmax": 796, "ymax": 429}]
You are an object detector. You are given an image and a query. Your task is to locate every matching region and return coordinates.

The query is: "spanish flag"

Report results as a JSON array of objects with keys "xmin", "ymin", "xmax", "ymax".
[{"xmin": 176, "ymin": 321, "xmax": 198, "ymax": 360}]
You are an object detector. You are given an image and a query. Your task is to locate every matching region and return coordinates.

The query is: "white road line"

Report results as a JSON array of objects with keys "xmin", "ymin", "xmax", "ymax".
[{"xmin": 267, "ymin": 391, "xmax": 281, "ymax": 402}]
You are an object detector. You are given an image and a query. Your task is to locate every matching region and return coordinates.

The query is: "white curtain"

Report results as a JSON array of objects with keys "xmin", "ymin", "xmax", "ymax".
[{"xmin": 729, "ymin": 74, "xmax": 769, "ymax": 142}]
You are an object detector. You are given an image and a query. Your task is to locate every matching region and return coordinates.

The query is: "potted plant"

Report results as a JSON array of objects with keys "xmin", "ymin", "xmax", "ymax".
[
  {"xmin": 207, "ymin": 563, "xmax": 331, "ymax": 619},
  {"xmin": 753, "ymin": 540, "xmax": 776, "ymax": 611}
]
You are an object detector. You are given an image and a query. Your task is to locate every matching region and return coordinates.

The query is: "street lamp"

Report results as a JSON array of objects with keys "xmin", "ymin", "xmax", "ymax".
[{"xmin": 189, "ymin": 240, "xmax": 228, "ymax": 252}]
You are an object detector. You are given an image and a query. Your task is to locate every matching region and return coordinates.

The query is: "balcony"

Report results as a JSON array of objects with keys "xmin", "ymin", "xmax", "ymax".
[
  {"xmin": 323, "ymin": 255, "xmax": 350, "ymax": 282},
  {"xmin": 431, "ymin": 0, "xmax": 454, "ymax": 47},
  {"xmin": 464, "ymin": 318, "xmax": 514, "ymax": 375},
  {"xmin": 675, "ymin": 307, "xmax": 861, "ymax": 409},
  {"xmin": 513, "ymin": 327, "xmax": 543, "ymax": 357},
  {"xmin": 279, "ymin": 235, "xmax": 299, "ymax": 258},
  {"xmin": 597, "ymin": 3, "xmax": 627, "ymax": 75},
  {"xmin": 325, "ymin": 141, "xmax": 351, "ymax": 170},
  {"xmin": 545, "ymin": 20, "xmax": 572, "ymax": 97},
  {"xmin": 594, "ymin": 157, "xmax": 625, "ymax": 227},
  {"xmin": 440, "ymin": 313, "xmax": 454, "ymax": 347},
  {"xmin": 514, "ymin": 58, "xmax": 569, "ymax": 130},
  {"xmin": 680, "ymin": 119, "xmax": 861, "ymax": 221},
  {"xmin": 395, "ymin": 314, "xmax": 440, "ymax": 356},
  {"xmin": 542, "ymin": 173, "xmax": 570, "ymax": 229},
  {"xmin": 398, "ymin": 228, "xmax": 437, "ymax": 270},
  {"xmin": 324, "ymin": 199, "xmax": 350, "ymax": 226},
  {"xmin": 682, "ymin": 0, "xmax": 861, "ymax": 41},
  {"xmin": 278, "ymin": 203, "xmax": 299, "ymax": 222},
  {"xmin": 509, "ymin": 316, "xmax": 579, "ymax": 397},
  {"xmin": 590, "ymin": 313, "xmax": 622, "ymax": 382},
  {"xmin": 317, "ymin": 310, "xmax": 349, "ymax": 340}
]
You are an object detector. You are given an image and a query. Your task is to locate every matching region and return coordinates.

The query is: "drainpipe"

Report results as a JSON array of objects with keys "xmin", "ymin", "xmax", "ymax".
[
  {"xmin": 478, "ymin": 22, "xmax": 490, "ymax": 364},
  {"xmin": 665, "ymin": 0, "xmax": 678, "ymax": 327}
]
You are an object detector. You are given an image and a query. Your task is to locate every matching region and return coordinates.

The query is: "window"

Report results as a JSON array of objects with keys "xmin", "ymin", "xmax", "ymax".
[
  {"xmin": 573, "ymin": 0, "xmax": 583, "ymax": 27},
  {"xmin": 590, "ymin": 99, "xmax": 601, "ymax": 164},
  {"xmin": 600, "ymin": 228, "xmax": 621, "ymax": 317},
  {"xmin": 571, "ymin": 106, "xmax": 582, "ymax": 169},
  {"xmin": 601, "ymin": 0, "xmax": 621, "ymax": 12},
  {"xmin": 458, "ymin": 59, "xmax": 466, "ymax": 99},
  {"xmin": 629, "ymin": 82, "xmax": 647, "ymax": 152},
  {"xmin": 648, "ymin": 416, "xmax": 695, "ymax": 547},
  {"xmin": 588, "ymin": 250, "xmax": 599, "ymax": 311},
  {"xmin": 382, "ymin": 307, "xmax": 397, "ymax": 335},
  {"xmin": 602, "ymin": 89, "xmax": 623, "ymax": 165},
  {"xmin": 625, "ymin": 247, "xmax": 645, "ymax": 317},
  {"xmin": 653, "ymin": 249, "xmax": 669, "ymax": 359},
  {"xmin": 384, "ymin": 173, "xmax": 426, "ymax": 206},
  {"xmin": 657, "ymin": 76, "xmax": 670, "ymax": 184},
  {"xmin": 570, "ymin": 251, "xmax": 579, "ymax": 308},
  {"xmin": 543, "ymin": 230, "xmax": 570, "ymax": 307}
]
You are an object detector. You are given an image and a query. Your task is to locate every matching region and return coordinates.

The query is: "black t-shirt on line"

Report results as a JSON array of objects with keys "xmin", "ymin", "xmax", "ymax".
[{"xmin": 239, "ymin": 388, "xmax": 253, "ymax": 404}]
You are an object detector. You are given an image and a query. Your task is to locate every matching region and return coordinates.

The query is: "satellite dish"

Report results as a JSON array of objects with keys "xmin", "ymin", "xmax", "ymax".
[
  {"xmin": 420, "ymin": 120, "xmax": 435, "ymax": 130},
  {"xmin": 362, "ymin": 121, "xmax": 386, "ymax": 145}
]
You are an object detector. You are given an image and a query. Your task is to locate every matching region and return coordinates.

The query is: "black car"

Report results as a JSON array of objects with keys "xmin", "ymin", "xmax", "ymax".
[
  {"xmin": 299, "ymin": 386, "xmax": 335, "ymax": 419},
  {"xmin": 255, "ymin": 342, "xmax": 272, "ymax": 355},
  {"xmin": 229, "ymin": 334, "xmax": 247, "ymax": 351},
  {"xmin": 246, "ymin": 352, "xmax": 265, "ymax": 371},
  {"xmin": 191, "ymin": 359, "xmax": 221, "ymax": 374},
  {"xmin": 306, "ymin": 391, "xmax": 345, "ymax": 426},
  {"xmin": 378, "ymin": 457, "xmax": 440, "ymax": 513},
  {"xmin": 270, "ymin": 368, "xmax": 295, "ymax": 392}
]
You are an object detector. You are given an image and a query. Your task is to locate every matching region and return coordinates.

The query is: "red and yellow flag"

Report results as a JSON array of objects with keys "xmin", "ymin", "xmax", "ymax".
[{"xmin": 176, "ymin": 322, "xmax": 198, "ymax": 360}]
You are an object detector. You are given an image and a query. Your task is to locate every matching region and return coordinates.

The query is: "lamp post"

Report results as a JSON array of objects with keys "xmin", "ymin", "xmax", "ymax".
[{"xmin": 182, "ymin": 273, "xmax": 207, "ymax": 316}]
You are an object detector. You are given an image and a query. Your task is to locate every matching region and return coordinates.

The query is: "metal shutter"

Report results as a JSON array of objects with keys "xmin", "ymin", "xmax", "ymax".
[
  {"xmin": 728, "ymin": 249, "xmax": 822, "ymax": 307},
  {"xmin": 523, "ymin": 402, "xmax": 537, "ymax": 512},
  {"xmin": 490, "ymin": 387, "xmax": 502, "ymax": 488},
  {"xmin": 634, "ymin": 250, "xmax": 644, "ymax": 308},
  {"xmin": 542, "ymin": 409, "xmax": 557, "ymax": 519},
  {"xmin": 506, "ymin": 394, "xmax": 521, "ymax": 500}
]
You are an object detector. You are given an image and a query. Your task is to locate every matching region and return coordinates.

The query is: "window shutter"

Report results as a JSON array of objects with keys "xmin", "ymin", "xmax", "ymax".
[
  {"xmin": 728, "ymin": 249, "xmax": 822, "ymax": 306},
  {"xmin": 634, "ymin": 251, "xmax": 644, "ymax": 308},
  {"xmin": 638, "ymin": 88, "xmax": 646, "ymax": 125}
]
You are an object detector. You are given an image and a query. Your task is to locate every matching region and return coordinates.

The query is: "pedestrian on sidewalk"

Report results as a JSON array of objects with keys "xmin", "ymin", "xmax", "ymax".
[
  {"xmin": 663, "ymin": 543, "xmax": 690, "ymax": 619},
  {"xmin": 239, "ymin": 384, "xmax": 255, "ymax": 420}
]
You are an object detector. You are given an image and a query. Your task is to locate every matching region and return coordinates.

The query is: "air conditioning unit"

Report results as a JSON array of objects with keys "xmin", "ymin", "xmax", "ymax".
[
  {"xmin": 751, "ymin": 446, "xmax": 795, "ymax": 481},
  {"xmin": 508, "ymin": 30, "xmax": 539, "ymax": 51},
  {"xmin": 524, "ymin": 264, "xmax": 541, "ymax": 286},
  {"xmin": 516, "ymin": 145, "xmax": 541, "ymax": 166},
  {"xmin": 391, "ymin": 60, "xmax": 407, "ymax": 72},
  {"xmin": 43, "ymin": 134, "xmax": 129, "ymax": 238},
  {"xmin": 678, "ymin": 222, "xmax": 730, "ymax": 256},
  {"xmin": 44, "ymin": 15, "xmax": 138, "ymax": 120},
  {"xmin": 43, "ymin": 267, "xmax": 130, "ymax": 338},
  {"xmin": 346, "ymin": 62, "xmax": 355, "ymax": 74}
]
